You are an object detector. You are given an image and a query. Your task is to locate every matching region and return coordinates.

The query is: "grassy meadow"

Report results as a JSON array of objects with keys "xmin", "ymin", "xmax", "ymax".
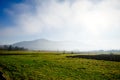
[{"xmin": 0, "ymin": 51, "xmax": 120, "ymax": 80}]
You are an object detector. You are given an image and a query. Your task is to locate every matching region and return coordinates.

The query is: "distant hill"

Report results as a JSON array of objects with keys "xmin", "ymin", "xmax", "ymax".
[{"xmin": 12, "ymin": 39, "xmax": 87, "ymax": 51}]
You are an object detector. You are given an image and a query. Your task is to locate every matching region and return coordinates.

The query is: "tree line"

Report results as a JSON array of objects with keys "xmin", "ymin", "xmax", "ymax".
[{"xmin": 0, "ymin": 45, "xmax": 27, "ymax": 51}]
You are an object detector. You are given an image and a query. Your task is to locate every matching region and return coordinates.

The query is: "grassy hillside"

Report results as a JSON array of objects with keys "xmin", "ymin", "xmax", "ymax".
[{"xmin": 0, "ymin": 51, "xmax": 120, "ymax": 80}]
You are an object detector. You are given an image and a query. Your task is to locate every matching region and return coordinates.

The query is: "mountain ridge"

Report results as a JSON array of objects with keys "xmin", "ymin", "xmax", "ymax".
[{"xmin": 12, "ymin": 39, "xmax": 88, "ymax": 51}]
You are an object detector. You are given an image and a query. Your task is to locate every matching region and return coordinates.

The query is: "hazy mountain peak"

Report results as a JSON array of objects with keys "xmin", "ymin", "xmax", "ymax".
[
  {"xmin": 33, "ymin": 39, "xmax": 50, "ymax": 42},
  {"xmin": 13, "ymin": 39, "xmax": 89, "ymax": 51}
]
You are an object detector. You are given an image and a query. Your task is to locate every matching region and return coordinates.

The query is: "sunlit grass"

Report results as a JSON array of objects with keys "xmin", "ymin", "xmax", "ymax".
[{"xmin": 0, "ymin": 51, "xmax": 120, "ymax": 80}]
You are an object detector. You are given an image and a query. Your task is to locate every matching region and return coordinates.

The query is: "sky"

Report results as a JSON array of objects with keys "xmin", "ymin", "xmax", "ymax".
[{"xmin": 0, "ymin": 0, "xmax": 120, "ymax": 50}]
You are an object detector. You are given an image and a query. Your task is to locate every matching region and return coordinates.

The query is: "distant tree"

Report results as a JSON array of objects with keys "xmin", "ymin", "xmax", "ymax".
[
  {"xmin": 8, "ymin": 45, "xmax": 13, "ymax": 51},
  {"xmin": 0, "ymin": 45, "xmax": 27, "ymax": 51},
  {"xmin": 3, "ymin": 45, "xmax": 9, "ymax": 50},
  {"xmin": 14, "ymin": 46, "xmax": 19, "ymax": 50},
  {"xmin": 71, "ymin": 51, "xmax": 74, "ymax": 54}
]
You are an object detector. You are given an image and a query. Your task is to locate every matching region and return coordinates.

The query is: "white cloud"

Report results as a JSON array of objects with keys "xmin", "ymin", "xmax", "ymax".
[{"xmin": 0, "ymin": 0, "xmax": 120, "ymax": 49}]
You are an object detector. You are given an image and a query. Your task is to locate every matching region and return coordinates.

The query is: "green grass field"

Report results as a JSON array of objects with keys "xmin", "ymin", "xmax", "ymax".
[{"xmin": 0, "ymin": 51, "xmax": 120, "ymax": 80}]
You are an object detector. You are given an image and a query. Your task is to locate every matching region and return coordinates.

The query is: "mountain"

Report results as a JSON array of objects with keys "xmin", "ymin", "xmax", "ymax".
[{"xmin": 13, "ymin": 39, "xmax": 88, "ymax": 51}]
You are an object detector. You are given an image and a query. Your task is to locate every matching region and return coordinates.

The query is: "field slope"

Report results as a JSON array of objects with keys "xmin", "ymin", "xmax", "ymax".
[{"xmin": 0, "ymin": 51, "xmax": 120, "ymax": 80}]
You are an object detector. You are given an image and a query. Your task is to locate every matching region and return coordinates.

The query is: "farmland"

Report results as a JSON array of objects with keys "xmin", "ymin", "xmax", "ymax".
[{"xmin": 0, "ymin": 51, "xmax": 120, "ymax": 80}]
